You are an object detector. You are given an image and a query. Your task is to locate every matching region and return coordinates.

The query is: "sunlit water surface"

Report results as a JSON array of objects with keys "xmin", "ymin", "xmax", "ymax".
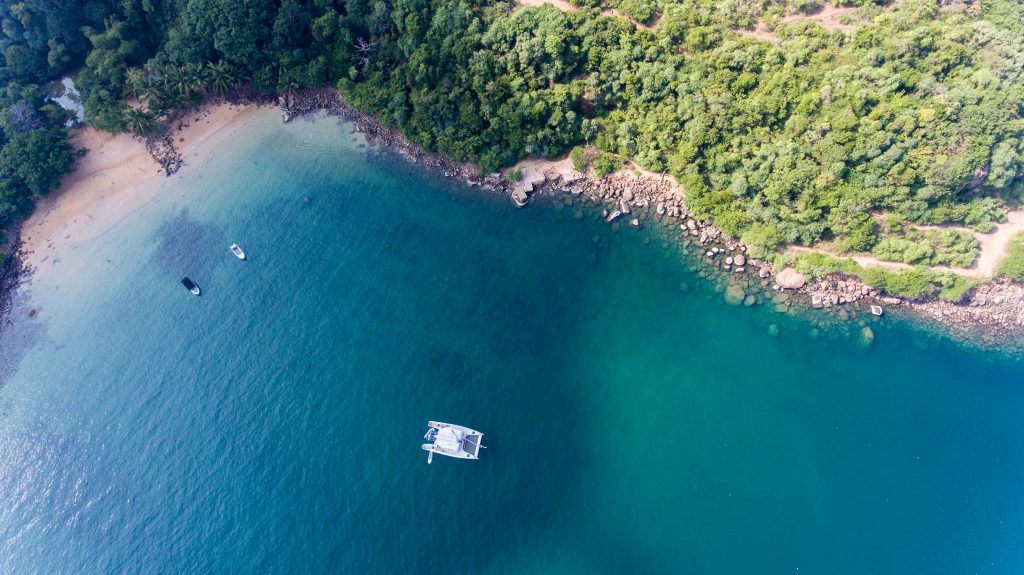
[{"xmin": 1, "ymin": 112, "xmax": 1023, "ymax": 574}]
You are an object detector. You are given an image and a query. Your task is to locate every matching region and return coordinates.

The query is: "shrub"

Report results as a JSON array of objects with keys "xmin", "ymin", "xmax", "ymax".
[
  {"xmin": 792, "ymin": 252, "xmax": 972, "ymax": 301},
  {"xmin": 794, "ymin": 252, "xmax": 845, "ymax": 279},
  {"xmin": 875, "ymin": 267, "xmax": 939, "ymax": 299},
  {"xmin": 592, "ymin": 153, "xmax": 619, "ymax": 178},
  {"xmin": 714, "ymin": 209, "xmax": 752, "ymax": 237},
  {"xmin": 838, "ymin": 213, "xmax": 878, "ymax": 252},
  {"xmin": 997, "ymin": 232, "xmax": 1024, "ymax": 281},
  {"xmin": 741, "ymin": 223, "xmax": 785, "ymax": 259},
  {"xmin": 872, "ymin": 237, "xmax": 934, "ymax": 265},
  {"xmin": 936, "ymin": 274, "xmax": 978, "ymax": 302},
  {"xmin": 570, "ymin": 146, "xmax": 586, "ymax": 171}
]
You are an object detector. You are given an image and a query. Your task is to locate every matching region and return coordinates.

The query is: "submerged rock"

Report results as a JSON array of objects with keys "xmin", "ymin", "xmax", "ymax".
[
  {"xmin": 724, "ymin": 284, "xmax": 746, "ymax": 306},
  {"xmin": 768, "ymin": 324, "xmax": 780, "ymax": 337},
  {"xmin": 857, "ymin": 326, "xmax": 875, "ymax": 349}
]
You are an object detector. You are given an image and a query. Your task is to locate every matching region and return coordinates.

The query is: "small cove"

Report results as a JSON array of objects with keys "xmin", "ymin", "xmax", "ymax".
[{"xmin": 0, "ymin": 112, "xmax": 1023, "ymax": 573}]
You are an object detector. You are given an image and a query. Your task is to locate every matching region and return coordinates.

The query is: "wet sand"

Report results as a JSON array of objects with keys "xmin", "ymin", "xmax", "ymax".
[{"xmin": 21, "ymin": 104, "xmax": 262, "ymax": 275}]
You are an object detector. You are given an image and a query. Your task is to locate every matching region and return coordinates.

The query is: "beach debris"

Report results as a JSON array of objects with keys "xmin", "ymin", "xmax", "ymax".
[{"xmin": 871, "ymin": 305, "xmax": 884, "ymax": 316}]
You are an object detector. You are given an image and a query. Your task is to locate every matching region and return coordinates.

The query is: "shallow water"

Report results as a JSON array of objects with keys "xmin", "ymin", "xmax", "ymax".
[{"xmin": 1, "ymin": 112, "xmax": 1023, "ymax": 574}]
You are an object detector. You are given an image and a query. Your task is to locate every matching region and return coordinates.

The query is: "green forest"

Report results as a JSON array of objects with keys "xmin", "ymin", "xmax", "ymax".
[{"xmin": 1, "ymin": 0, "xmax": 1022, "ymax": 287}]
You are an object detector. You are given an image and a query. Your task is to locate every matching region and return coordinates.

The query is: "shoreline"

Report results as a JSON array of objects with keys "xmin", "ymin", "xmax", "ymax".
[
  {"xmin": 19, "ymin": 103, "xmax": 264, "ymax": 279},
  {"xmin": 4, "ymin": 87, "xmax": 1023, "ymax": 351}
]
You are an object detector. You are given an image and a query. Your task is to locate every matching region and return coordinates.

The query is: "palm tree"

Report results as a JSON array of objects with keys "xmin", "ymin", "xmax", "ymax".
[
  {"xmin": 124, "ymin": 68, "xmax": 146, "ymax": 100},
  {"xmin": 137, "ymin": 78, "xmax": 160, "ymax": 105},
  {"xmin": 162, "ymin": 65, "xmax": 191, "ymax": 99},
  {"xmin": 206, "ymin": 61, "xmax": 236, "ymax": 97},
  {"xmin": 123, "ymin": 107, "xmax": 157, "ymax": 138},
  {"xmin": 183, "ymin": 62, "xmax": 206, "ymax": 96},
  {"xmin": 151, "ymin": 87, "xmax": 185, "ymax": 116}
]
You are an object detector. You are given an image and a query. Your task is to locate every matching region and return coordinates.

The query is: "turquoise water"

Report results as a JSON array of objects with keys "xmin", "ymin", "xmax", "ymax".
[{"xmin": 1, "ymin": 112, "xmax": 1024, "ymax": 573}]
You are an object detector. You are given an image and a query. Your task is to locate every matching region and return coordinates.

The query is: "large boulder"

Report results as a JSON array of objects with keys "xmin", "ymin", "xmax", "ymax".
[{"xmin": 776, "ymin": 267, "xmax": 807, "ymax": 289}]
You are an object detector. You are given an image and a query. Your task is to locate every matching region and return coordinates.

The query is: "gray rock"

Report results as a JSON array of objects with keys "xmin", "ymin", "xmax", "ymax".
[{"xmin": 776, "ymin": 268, "xmax": 807, "ymax": 289}]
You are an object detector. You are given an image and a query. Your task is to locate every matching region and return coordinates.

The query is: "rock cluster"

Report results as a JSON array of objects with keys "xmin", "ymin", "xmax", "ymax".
[
  {"xmin": 146, "ymin": 133, "xmax": 183, "ymax": 176},
  {"xmin": 253, "ymin": 85, "xmax": 1024, "ymax": 350},
  {"xmin": 803, "ymin": 276, "xmax": 875, "ymax": 308},
  {"xmin": 0, "ymin": 222, "xmax": 25, "ymax": 326},
  {"xmin": 907, "ymin": 280, "xmax": 1024, "ymax": 345},
  {"xmin": 280, "ymin": 88, "xmax": 341, "ymax": 122}
]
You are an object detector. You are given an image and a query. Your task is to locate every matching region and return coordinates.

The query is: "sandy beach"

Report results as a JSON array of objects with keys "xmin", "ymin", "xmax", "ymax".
[{"xmin": 21, "ymin": 103, "xmax": 262, "ymax": 274}]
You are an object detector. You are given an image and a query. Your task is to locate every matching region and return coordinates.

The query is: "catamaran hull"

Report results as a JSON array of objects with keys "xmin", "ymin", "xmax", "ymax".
[{"xmin": 422, "ymin": 421, "xmax": 484, "ymax": 462}]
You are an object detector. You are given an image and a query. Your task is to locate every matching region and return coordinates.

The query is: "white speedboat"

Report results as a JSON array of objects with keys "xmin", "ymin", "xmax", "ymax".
[
  {"xmin": 422, "ymin": 421, "xmax": 484, "ymax": 464},
  {"xmin": 181, "ymin": 277, "xmax": 201, "ymax": 296},
  {"xmin": 229, "ymin": 244, "xmax": 246, "ymax": 260}
]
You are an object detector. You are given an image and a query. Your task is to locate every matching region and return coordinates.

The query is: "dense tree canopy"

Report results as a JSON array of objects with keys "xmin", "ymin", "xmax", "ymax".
[{"xmin": 0, "ymin": 0, "xmax": 1022, "ymax": 262}]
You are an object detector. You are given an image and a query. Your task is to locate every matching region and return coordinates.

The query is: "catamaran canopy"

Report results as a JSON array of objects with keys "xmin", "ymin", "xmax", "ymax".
[{"xmin": 435, "ymin": 427, "xmax": 462, "ymax": 452}]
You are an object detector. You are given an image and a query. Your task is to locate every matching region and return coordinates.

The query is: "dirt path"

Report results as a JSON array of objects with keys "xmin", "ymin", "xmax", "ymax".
[
  {"xmin": 787, "ymin": 210, "xmax": 1024, "ymax": 278},
  {"xmin": 514, "ymin": 0, "xmax": 654, "ymax": 29},
  {"xmin": 738, "ymin": 3, "xmax": 862, "ymax": 43},
  {"xmin": 516, "ymin": 0, "xmax": 577, "ymax": 11},
  {"xmin": 973, "ymin": 210, "xmax": 1024, "ymax": 276}
]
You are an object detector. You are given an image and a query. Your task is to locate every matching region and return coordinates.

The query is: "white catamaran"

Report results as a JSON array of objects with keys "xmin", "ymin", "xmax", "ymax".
[{"xmin": 422, "ymin": 421, "xmax": 484, "ymax": 464}]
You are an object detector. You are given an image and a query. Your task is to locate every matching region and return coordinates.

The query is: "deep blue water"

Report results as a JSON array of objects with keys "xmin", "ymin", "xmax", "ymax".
[{"xmin": 1, "ymin": 112, "xmax": 1023, "ymax": 574}]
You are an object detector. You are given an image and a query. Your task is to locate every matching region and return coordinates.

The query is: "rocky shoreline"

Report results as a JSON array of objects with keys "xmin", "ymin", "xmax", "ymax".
[
  {"xmin": 278, "ymin": 87, "xmax": 1024, "ymax": 351},
  {"xmin": 3, "ymin": 85, "xmax": 1021, "ymax": 352},
  {"xmin": 0, "ymin": 223, "xmax": 26, "ymax": 331}
]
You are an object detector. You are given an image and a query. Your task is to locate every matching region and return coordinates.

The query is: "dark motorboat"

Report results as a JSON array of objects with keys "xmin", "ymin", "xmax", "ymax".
[{"xmin": 181, "ymin": 277, "xmax": 201, "ymax": 296}]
